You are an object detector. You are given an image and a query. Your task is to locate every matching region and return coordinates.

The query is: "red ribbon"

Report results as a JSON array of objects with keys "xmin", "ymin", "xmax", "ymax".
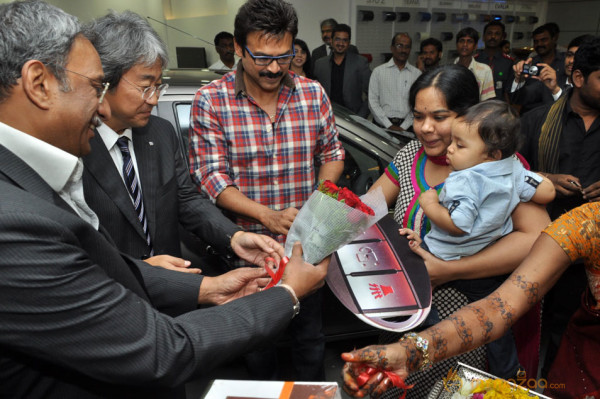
[
  {"xmin": 357, "ymin": 367, "xmax": 414, "ymax": 399},
  {"xmin": 263, "ymin": 256, "xmax": 289, "ymax": 290}
]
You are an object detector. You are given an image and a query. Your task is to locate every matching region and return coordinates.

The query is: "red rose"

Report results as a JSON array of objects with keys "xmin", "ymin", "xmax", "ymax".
[
  {"xmin": 318, "ymin": 180, "xmax": 340, "ymax": 198},
  {"xmin": 317, "ymin": 180, "xmax": 374, "ymax": 215},
  {"xmin": 338, "ymin": 187, "xmax": 360, "ymax": 208}
]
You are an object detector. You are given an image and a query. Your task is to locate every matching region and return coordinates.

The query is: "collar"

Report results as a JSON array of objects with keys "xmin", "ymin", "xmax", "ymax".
[
  {"xmin": 454, "ymin": 56, "xmax": 476, "ymax": 70},
  {"xmin": 385, "ymin": 58, "xmax": 412, "ymax": 70},
  {"xmin": 234, "ymin": 60, "xmax": 295, "ymax": 98},
  {"xmin": 0, "ymin": 121, "xmax": 78, "ymax": 193},
  {"xmin": 455, "ymin": 157, "xmax": 516, "ymax": 177},
  {"xmin": 97, "ymin": 123, "xmax": 133, "ymax": 151}
]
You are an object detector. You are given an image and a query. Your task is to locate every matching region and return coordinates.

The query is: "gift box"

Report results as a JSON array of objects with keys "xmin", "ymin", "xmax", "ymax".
[{"xmin": 202, "ymin": 379, "xmax": 341, "ymax": 399}]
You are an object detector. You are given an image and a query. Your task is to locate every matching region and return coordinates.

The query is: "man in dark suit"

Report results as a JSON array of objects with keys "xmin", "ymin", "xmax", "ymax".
[
  {"xmin": 313, "ymin": 24, "xmax": 371, "ymax": 117},
  {"xmin": 82, "ymin": 11, "xmax": 280, "ymax": 274},
  {"xmin": 510, "ymin": 35, "xmax": 592, "ymax": 115},
  {"xmin": 311, "ymin": 18, "xmax": 358, "ymax": 66},
  {"xmin": 510, "ymin": 23, "xmax": 566, "ymax": 114},
  {"xmin": 0, "ymin": 2, "xmax": 328, "ymax": 397}
]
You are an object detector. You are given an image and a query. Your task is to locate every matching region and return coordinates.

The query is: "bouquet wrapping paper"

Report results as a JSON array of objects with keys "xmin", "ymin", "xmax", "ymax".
[{"xmin": 284, "ymin": 184, "xmax": 388, "ymax": 264}]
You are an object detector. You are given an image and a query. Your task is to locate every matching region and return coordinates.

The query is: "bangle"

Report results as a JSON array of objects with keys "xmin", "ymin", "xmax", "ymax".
[
  {"xmin": 279, "ymin": 284, "xmax": 300, "ymax": 318},
  {"xmin": 401, "ymin": 332, "xmax": 432, "ymax": 372}
]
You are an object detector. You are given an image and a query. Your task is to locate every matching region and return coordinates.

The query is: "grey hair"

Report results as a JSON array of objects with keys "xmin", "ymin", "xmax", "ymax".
[
  {"xmin": 0, "ymin": 0, "xmax": 80, "ymax": 101},
  {"xmin": 83, "ymin": 10, "xmax": 168, "ymax": 89}
]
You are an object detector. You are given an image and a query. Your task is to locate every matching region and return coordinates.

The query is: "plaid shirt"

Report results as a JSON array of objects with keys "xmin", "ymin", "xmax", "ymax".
[{"xmin": 189, "ymin": 64, "xmax": 344, "ymax": 242}]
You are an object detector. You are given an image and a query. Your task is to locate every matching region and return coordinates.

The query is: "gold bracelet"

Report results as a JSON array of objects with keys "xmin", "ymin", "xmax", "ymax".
[{"xmin": 401, "ymin": 332, "xmax": 432, "ymax": 372}]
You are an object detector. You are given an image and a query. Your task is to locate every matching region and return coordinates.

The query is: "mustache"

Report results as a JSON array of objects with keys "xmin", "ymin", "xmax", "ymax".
[{"xmin": 259, "ymin": 71, "xmax": 283, "ymax": 79}]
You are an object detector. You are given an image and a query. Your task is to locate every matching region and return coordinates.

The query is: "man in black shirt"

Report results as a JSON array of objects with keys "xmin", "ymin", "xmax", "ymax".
[
  {"xmin": 475, "ymin": 21, "xmax": 514, "ymax": 101},
  {"xmin": 519, "ymin": 35, "xmax": 600, "ymax": 377},
  {"xmin": 510, "ymin": 24, "xmax": 565, "ymax": 114},
  {"xmin": 313, "ymin": 24, "xmax": 371, "ymax": 117}
]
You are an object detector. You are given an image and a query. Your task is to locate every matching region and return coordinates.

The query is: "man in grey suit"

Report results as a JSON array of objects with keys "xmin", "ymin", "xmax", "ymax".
[
  {"xmin": 82, "ymin": 11, "xmax": 279, "ymax": 274},
  {"xmin": 311, "ymin": 18, "xmax": 359, "ymax": 66},
  {"xmin": 313, "ymin": 24, "xmax": 371, "ymax": 117},
  {"xmin": 0, "ymin": 1, "xmax": 328, "ymax": 397}
]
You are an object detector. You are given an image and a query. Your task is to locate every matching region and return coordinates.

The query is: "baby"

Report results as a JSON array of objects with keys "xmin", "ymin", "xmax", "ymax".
[
  {"xmin": 403, "ymin": 100, "xmax": 555, "ymax": 379},
  {"xmin": 407, "ymin": 100, "xmax": 554, "ymax": 260}
]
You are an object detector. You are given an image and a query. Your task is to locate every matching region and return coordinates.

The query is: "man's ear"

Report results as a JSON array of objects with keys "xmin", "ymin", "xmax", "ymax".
[
  {"xmin": 233, "ymin": 39, "xmax": 244, "ymax": 58},
  {"xmin": 572, "ymin": 69, "xmax": 585, "ymax": 89},
  {"xmin": 21, "ymin": 60, "xmax": 53, "ymax": 110}
]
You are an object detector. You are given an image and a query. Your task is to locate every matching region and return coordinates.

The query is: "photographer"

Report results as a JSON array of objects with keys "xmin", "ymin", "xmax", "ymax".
[
  {"xmin": 510, "ymin": 24, "xmax": 566, "ymax": 114},
  {"xmin": 510, "ymin": 58, "xmax": 564, "ymax": 113}
]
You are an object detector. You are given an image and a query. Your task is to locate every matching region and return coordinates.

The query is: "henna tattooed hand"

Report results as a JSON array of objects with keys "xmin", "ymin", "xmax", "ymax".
[{"xmin": 340, "ymin": 343, "xmax": 409, "ymax": 398}]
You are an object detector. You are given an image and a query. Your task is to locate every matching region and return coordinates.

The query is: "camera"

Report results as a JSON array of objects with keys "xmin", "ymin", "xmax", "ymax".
[{"xmin": 522, "ymin": 64, "xmax": 540, "ymax": 76}]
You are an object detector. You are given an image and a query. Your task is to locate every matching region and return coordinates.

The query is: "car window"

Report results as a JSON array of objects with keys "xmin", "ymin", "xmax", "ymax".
[
  {"xmin": 175, "ymin": 103, "xmax": 192, "ymax": 163},
  {"xmin": 337, "ymin": 135, "xmax": 385, "ymax": 195}
]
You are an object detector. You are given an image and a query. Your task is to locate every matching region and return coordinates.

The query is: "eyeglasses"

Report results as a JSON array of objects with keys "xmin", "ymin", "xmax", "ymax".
[
  {"xmin": 333, "ymin": 37, "xmax": 350, "ymax": 44},
  {"xmin": 61, "ymin": 67, "xmax": 110, "ymax": 104},
  {"xmin": 121, "ymin": 77, "xmax": 169, "ymax": 101},
  {"xmin": 393, "ymin": 43, "xmax": 411, "ymax": 50},
  {"xmin": 244, "ymin": 46, "xmax": 295, "ymax": 66}
]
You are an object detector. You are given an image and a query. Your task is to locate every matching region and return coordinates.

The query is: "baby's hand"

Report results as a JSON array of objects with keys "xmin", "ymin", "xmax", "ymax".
[
  {"xmin": 419, "ymin": 189, "xmax": 439, "ymax": 207},
  {"xmin": 399, "ymin": 228, "xmax": 422, "ymax": 248}
]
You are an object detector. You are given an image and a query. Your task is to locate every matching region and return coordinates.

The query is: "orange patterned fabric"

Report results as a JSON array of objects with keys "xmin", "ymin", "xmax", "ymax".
[{"xmin": 543, "ymin": 202, "xmax": 600, "ymax": 309}]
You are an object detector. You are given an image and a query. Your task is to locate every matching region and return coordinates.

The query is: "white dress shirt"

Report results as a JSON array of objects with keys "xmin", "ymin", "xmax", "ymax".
[
  {"xmin": 0, "ymin": 121, "xmax": 99, "ymax": 228},
  {"xmin": 97, "ymin": 123, "xmax": 145, "ymax": 195},
  {"xmin": 368, "ymin": 59, "xmax": 421, "ymax": 130},
  {"xmin": 208, "ymin": 59, "xmax": 238, "ymax": 71}
]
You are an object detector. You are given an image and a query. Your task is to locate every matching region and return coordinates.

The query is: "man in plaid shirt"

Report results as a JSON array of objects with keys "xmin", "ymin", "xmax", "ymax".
[{"xmin": 189, "ymin": 0, "xmax": 344, "ymax": 382}]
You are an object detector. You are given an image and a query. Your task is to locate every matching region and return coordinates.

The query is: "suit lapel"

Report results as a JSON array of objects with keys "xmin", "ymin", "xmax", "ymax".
[
  {"xmin": 83, "ymin": 133, "xmax": 147, "ymax": 241},
  {"xmin": 131, "ymin": 125, "xmax": 157, "ymax": 242}
]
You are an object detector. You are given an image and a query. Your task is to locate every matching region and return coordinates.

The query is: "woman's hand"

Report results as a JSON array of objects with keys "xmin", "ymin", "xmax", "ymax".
[{"xmin": 341, "ymin": 343, "xmax": 410, "ymax": 398}]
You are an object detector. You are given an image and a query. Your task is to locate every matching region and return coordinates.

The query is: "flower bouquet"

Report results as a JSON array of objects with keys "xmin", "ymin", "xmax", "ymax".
[{"xmin": 284, "ymin": 180, "xmax": 387, "ymax": 264}]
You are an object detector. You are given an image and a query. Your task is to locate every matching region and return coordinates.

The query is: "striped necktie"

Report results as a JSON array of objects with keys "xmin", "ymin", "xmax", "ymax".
[{"xmin": 116, "ymin": 136, "xmax": 153, "ymax": 256}]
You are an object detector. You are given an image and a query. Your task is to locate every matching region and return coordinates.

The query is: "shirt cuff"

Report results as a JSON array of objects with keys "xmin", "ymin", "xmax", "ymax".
[
  {"xmin": 510, "ymin": 80, "xmax": 525, "ymax": 93},
  {"xmin": 552, "ymin": 88, "xmax": 563, "ymax": 101}
]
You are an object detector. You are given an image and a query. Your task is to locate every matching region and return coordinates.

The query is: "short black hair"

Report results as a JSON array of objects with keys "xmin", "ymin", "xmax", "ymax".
[
  {"xmin": 483, "ymin": 20, "xmax": 505, "ymax": 34},
  {"xmin": 234, "ymin": 0, "xmax": 298, "ymax": 52},
  {"xmin": 499, "ymin": 39, "xmax": 510, "ymax": 48},
  {"xmin": 456, "ymin": 27, "xmax": 479, "ymax": 44},
  {"xmin": 420, "ymin": 38, "xmax": 442, "ymax": 53},
  {"xmin": 572, "ymin": 35, "xmax": 600, "ymax": 80},
  {"xmin": 532, "ymin": 24, "xmax": 552, "ymax": 38},
  {"xmin": 214, "ymin": 31, "xmax": 233, "ymax": 47},
  {"xmin": 568, "ymin": 34, "xmax": 594, "ymax": 50},
  {"xmin": 544, "ymin": 22, "xmax": 560, "ymax": 38},
  {"xmin": 458, "ymin": 100, "xmax": 520, "ymax": 159},
  {"xmin": 409, "ymin": 64, "xmax": 479, "ymax": 114},
  {"xmin": 391, "ymin": 32, "xmax": 411, "ymax": 47},
  {"xmin": 332, "ymin": 23, "xmax": 351, "ymax": 41},
  {"xmin": 320, "ymin": 18, "xmax": 337, "ymax": 29}
]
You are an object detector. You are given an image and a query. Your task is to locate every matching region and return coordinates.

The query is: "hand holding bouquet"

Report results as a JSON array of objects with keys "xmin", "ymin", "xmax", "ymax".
[{"xmin": 284, "ymin": 180, "xmax": 387, "ymax": 264}]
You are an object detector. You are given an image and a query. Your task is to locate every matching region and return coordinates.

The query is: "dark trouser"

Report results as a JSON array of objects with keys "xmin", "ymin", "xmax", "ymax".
[
  {"xmin": 244, "ymin": 288, "xmax": 325, "ymax": 381},
  {"xmin": 424, "ymin": 275, "xmax": 520, "ymax": 379}
]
